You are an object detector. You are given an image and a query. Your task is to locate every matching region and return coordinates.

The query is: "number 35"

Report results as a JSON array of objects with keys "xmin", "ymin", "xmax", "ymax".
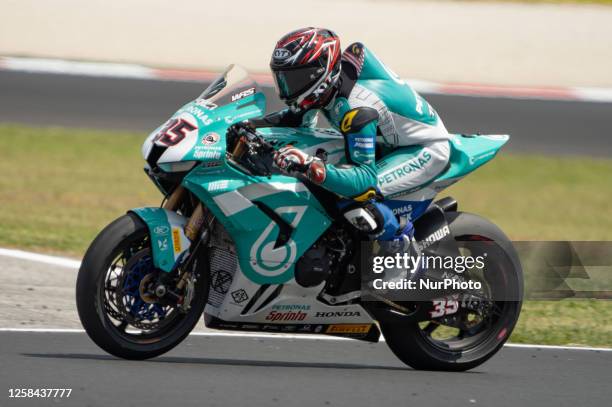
[{"xmin": 429, "ymin": 299, "xmax": 459, "ymax": 318}]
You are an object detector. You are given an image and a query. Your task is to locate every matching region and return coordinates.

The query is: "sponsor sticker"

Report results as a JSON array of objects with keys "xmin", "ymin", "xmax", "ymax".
[
  {"xmin": 210, "ymin": 270, "xmax": 233, "ymax": 294},
  {"xmin": 480, "ymin": 134, "xmax": 508, "ymax": 141},
  {"xmin": 265, "ymin": 310, "xmax": 308, "ymax": 322},
  {"xmin": 157, "ymin": 238, "xmax": 169, "ymax": 252},
  {"xmin": 340, "ymin": 110, "xmax": 358, "ymax": 133},
  {"xmin": 273, "ymin": 48, "xmax": 292, "ymax": 60},
  {"xmin": 272, "ymin": 304, "xmax": 311, "ymax": 311},
  {"xmin": 194, "ymin": 149, "xmax": 222, "ymax": 160},
  {"xmin": 202, "ymin": 132, "xmax": 220, "ymax": 145},
  {"xmin": 231, "ymin": 87, "xmax": 256, "ymax": 102},
  {"xmin": 392, "ymin": 204, "xmax": 413, "ymax": 217},
  {"xmin": 184, "ymin": 105, "xmax": 212, "ymax": 125},
  {"xmin": 207, "ymin": 180, "xmax": 229, "ymax": 191},
  {"xmin": 172, "ymin": 227, "xmax": 182, "ymax": 254},
  {"xmin": 153, "ymin": 225, "xmax": 169, "ymax": 235},
  {"xmin": 418, "ymin": 225, "xmax": 451, "ymax": 250},
  {"xmin": 230, "ymin": 289, "xmax": 249, "ymax": 304},
  {"xmin": 203, "ymin": 160, "xmax": 222, "ymax": 168},
  {"xmin": 469, "ymin": 150, "xmax": 496, "ymax": 165},
  {"xmin": 195, "ymin": 99, "xmax": 218, "ymax": 110},
  {"xmin": 333, "ymin": 100, "xmax": 344, "ymax": 116},
  {"xmin": 378, "ymin": 150, "xmax": 432, "ymax": 186},
  {"xmin": 326, "ymin": 324, "xmax": 372, "ymax": 334},
  {"xmin": 154, "ymin": 117, "xmax": 197, "ymax": 147},
  {"xmin": 314, "ymin": 311, "xmax": 361, "ymax": 318}
]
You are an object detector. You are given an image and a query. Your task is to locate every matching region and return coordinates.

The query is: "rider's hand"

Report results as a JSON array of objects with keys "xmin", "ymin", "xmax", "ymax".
[
  {"xmin": 274, "ymin": 146, "xmax": 327, "ymax": 184},
  {"xmin": 274, "ymin": 145, "xmax": 313, "ymax": 174}
]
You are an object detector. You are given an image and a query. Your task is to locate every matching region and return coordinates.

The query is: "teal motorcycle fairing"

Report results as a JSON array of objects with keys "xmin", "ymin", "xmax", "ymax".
[
  {"xmin": 129, "ymin": 207, "xmax": 192, "ymax": 272},
  {"xmin": 135, "ymin": 65, "xmax": 509, "ymax": 284},
  {"xmin": 183, "ymin": 165, "xmax": 332, "ymax": 285},
  {"xmin": 438, "ymin": 134, "xmax": 509, "ymax": 181}
]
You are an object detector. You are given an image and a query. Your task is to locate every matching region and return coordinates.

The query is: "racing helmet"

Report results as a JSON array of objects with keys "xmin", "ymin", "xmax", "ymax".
[{"xmin": 270, "ymin": 27, "xmax": 341, "ymax": 111}]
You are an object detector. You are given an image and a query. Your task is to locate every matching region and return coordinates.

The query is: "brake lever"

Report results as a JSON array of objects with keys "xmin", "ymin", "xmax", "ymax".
[{"xmin": 232, "ymin": 127, "xmax": 277, "ymax": 177}]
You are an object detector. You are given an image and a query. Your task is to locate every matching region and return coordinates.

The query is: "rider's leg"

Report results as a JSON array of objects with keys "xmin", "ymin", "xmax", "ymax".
[
  {"xmin": 342, "ymin": 140, "xmax": 450, "ymax": 243},
  {"xmin": 342, "ymin": 200, "xmax": 413, "ymax": 242},
  {"xmin": 377, "ymin": 141, "xmax": 451, "ymax": 197}
]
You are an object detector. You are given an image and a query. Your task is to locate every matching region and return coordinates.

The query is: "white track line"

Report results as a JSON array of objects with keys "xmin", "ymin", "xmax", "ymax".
[
  {"xmin": 2, "ymin": 248, "xmax": 610, "ymax": 352},
  {"xmin": 3, "ymin": 56, "xmax": 612, "ymax": 103},
  {"xmin": 0, "ymin": 327, "xmax": 610, "ymax": 351},
  {"xmin": 0, "ymin": 247, "xmax": 80, "ymax": 269},
  {"xmin": 503, "ymin": 343, "xmax": 612, "ymax": 352}
]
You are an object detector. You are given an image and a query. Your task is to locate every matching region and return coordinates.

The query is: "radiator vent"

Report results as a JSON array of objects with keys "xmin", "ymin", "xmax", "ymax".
[{"xmin": 207, "ymin": 222, "xmax": 238, "ymax": 308}]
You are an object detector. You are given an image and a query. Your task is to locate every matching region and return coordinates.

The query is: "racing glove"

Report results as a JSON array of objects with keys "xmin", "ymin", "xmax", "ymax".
[{"xmin": 273, "ymin": 145, "xmax": 327, "ymax": 184}]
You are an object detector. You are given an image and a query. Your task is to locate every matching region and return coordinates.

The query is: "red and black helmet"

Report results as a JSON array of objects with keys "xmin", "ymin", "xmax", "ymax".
[{"xmin": 270, "ymin": 27, "xmax": 341, "ymax": 110}]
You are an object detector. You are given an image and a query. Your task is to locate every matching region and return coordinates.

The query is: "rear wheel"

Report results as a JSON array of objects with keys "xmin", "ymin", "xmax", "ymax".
[
  {"xmin": 381, "ymin": 211, "xmax": 523, "ymax": 371},
  {"xmin": 76, "ymin": 214, "xmax": 208, "ymax": 360}
]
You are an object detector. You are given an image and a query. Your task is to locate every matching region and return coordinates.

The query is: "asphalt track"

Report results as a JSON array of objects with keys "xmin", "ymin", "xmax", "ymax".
[
  {"xmin": 0, "ymin": 331, "xmax": 610, "ymax": 407},
  {"xmin": 1, "ymin": 71, "xmax": 611, "ymax": 157}
]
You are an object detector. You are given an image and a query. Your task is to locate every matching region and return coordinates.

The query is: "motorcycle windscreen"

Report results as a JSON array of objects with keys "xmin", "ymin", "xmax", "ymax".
[{"xmin": 197, "ymin": 64, "xmax": 266, "ymax": 112}]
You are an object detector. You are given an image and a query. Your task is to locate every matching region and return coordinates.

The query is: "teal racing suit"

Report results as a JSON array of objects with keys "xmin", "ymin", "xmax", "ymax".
[{"xmin": 252, "ymin": 43, "xmax": 451, "ymax": 234}]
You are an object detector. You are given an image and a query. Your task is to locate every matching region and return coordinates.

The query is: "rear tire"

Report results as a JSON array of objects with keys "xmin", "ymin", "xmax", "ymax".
[
  {"xmin": 381, "ymin": 211, "xmax": 523, "ymax": 371},
  {"xmin": 76, "ymin": 214, "xmax": 208, "ymax": 360}
]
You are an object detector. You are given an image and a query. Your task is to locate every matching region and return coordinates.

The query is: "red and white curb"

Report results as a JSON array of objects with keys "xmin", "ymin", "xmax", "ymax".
[
  {"xmin": 1, "ymin": 246, "xmax": 610, "ymax": 352},
  {"xmin": 2, "ymin": 56, "xmax": 612, "ymax": 103},
  {"xmin": 0, "ymin": 56, "xmax": 272, "ymax": 86}
]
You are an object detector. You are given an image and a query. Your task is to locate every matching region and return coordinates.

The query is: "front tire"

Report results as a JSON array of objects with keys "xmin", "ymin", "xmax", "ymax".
[
  {"xmin": 381, "ymin": 211, "xmax": 523, "ymax": 371},
  {"xmin": 76, "ymin": 214, "xmax": 208, "ymax": 360}
]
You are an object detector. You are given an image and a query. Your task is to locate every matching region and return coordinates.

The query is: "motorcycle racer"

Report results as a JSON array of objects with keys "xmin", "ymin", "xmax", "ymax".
[
  {"xmin": 232, "ymin": 27, "xmax": 451, "ymax": 240},
  {"xmin": 78, "ymin": 45, "xmax": 521, "ymax": 369}
]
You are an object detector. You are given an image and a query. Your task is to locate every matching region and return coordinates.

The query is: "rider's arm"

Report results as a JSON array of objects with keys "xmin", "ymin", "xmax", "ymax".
[{"xmin": 318, "ymin": 107, "xmax": 379, "ymax": 199}]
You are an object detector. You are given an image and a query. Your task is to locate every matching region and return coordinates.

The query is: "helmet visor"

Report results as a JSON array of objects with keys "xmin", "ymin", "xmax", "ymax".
[{"xmin": 272, "ymin": 66, "xmax": 325, "ymax": 101}]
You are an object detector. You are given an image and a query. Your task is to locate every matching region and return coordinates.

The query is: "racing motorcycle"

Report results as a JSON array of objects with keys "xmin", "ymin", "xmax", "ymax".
[{"xmin": 76, "ymin": 65, "xmax": 523, "ymax": 371}]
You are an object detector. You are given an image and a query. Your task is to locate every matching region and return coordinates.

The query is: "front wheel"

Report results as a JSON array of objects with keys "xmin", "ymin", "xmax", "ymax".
[
  {"xmin": 381, "ymin": 211, "xmax": 523, "ymax": 371},
  {"xmin": 76, "ymin": 214, "xmax": 208, "ymax": 360}
]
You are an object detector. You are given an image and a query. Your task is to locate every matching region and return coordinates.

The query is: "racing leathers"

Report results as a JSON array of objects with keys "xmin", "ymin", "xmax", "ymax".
[{"xmin": 251, "ymin": 43, "xmax": 451, "ymax": 239}]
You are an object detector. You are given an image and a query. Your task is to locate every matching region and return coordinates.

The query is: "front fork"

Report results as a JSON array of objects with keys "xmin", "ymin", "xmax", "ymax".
[
  {"xmin": 163, "ymin": 186, "xmax": 207, "ymax": 240},
  {"xmin": 131, "ymin": 186, "xmax": 212, "ymax": 310},
  {"xmin": 163, "ymin": 184, "xmax": 212, "ymax": 265}
]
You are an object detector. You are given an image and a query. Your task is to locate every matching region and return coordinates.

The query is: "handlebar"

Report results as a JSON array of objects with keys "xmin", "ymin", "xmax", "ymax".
[{"xmin": 227, "ymin": 126, "xmax": 275, "ymax": 177}]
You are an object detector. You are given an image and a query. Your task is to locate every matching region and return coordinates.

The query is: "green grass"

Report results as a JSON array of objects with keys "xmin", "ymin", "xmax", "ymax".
[
  {"xmin": 515, "ymin": 300, "xmax": 611, "ymax": 347},
  {"xmin": 1, "ymin": 123, "xmax": 611, "ymax": 347},
  {"xmin": 0, "ymin": 124, "xmax": 160, "ymax": 255},
  {"xmin": 445, "ymin": 154, "xmax": 612, "ymax": 241}
]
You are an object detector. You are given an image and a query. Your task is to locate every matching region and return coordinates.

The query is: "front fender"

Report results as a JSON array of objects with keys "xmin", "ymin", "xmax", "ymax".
[{"xmin": 129, "ymin": 207, "xmax": 191, "ymax": 272}]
